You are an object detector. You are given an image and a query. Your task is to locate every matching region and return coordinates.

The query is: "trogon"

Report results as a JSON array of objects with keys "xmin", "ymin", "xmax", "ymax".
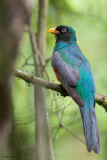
[{"xmin": 48, "ymin": 25, "xmax": 100, "ymax": 153}]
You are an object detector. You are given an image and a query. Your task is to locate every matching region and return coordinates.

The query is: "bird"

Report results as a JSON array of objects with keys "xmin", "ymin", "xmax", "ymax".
[{"xmin": 48, "ymin": 25, "xmax": 100, "ymax": 153}]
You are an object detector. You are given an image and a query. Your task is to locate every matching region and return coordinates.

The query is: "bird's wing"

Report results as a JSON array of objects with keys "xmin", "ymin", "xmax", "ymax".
[{"xmin": 52, "ymin": 51, "xmax": 84, "ymax": 107}]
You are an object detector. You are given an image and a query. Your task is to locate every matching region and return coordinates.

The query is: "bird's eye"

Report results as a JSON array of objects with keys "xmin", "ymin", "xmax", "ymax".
[{"xmin": 61, "ymin": 28, "xmax": 67, "ymax": 33}]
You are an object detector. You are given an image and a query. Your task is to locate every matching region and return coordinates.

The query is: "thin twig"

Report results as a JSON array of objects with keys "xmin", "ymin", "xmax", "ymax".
[
  {"xmin": 37, "ymin": 0, "xmax": 48, "ymax": 66},
  {"xmin": 45, "ymin": 57, "xmax": 52, "ymax": 67},
  {"xmin": 60, "ymin": 123, "xmax": 85, "ymax": 144},
  {"xmin": 54, "ymin": 93, "xmax": 62, "ymax": 123},
  {"xmin": 28, "ymin": 18, "xmax": 45, "ymax": 74},
  {"xmin": 20, "ymin": 54, "xmax": 33, "ymax": 68},
  {"xmin": 27, "ymin": 18, "xmax": 40, "ymax": 71},
  {"xmin": 53, "ymin": 93, "xmax": 85, "ymax": 144}
]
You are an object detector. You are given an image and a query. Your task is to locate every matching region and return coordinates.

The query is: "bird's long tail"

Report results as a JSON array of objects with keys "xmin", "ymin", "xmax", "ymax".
[{"xmin": 80, "ymin": 105, "xmax": 100, "ymax": 153}]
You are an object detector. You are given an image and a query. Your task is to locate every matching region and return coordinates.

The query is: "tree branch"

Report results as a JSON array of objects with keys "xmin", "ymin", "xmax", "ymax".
[
  {"xmin": 28, "ymin": 0, "xmax": 54, "ymax": 159},
  {"xmin": 37, "ymin": 0, "xmax": 48, "ymax": 65},
  {"xmin": 95, "ymin": 95, "xmax": 107, "ymax": 112},
  {"xmin": 14, "ymin": 69, "xmax": 107, "ymax": 111},
  {"xmin": 28, "ymin": 18, "xmax": 40, "ymax": 72}
]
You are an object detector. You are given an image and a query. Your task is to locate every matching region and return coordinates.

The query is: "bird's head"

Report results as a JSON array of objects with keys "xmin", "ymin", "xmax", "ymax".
[{"xmin": 48, "ymin": 25, "xmax": 77, "ymax": 43}]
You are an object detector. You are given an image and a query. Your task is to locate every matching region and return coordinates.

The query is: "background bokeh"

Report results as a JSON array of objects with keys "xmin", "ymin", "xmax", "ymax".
[{"xmin": 10, "ymin": 0, "xmax": 107, "ymax": 160}]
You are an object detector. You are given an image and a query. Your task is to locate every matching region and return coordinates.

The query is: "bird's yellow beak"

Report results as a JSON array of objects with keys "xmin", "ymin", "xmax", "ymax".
[{"xmin": 48, "ymin": 28, "xmax": 59, "ymax": 34}]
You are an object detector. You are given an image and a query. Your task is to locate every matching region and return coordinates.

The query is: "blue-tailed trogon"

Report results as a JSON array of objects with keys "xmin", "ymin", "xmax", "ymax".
[{"xmin": 48, "ymin": 25, "xmax": 100, "ymax": 153}]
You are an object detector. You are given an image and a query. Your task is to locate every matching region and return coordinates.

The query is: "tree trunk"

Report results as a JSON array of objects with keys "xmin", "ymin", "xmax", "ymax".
[{"xmin": 0, "ymin": 0, "xmax": 32, "ymax": 148}]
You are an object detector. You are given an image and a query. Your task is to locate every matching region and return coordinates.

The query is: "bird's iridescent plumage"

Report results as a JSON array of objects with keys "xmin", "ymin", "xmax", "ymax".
[{"xmin": 49, "ymin": 25, "xmax": 100, "ymax": 153}]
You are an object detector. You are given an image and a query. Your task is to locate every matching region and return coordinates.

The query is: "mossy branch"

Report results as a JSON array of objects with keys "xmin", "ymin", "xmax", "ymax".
[{"xmin": 15, "ymin": 69, "xmax": 107, "ymax": 112}]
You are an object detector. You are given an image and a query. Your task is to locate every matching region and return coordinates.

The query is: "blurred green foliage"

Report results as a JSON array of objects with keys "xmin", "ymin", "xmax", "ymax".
[{"xmin": 8, "ymin": 0, "xmax": 107, "ymax": 159}]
